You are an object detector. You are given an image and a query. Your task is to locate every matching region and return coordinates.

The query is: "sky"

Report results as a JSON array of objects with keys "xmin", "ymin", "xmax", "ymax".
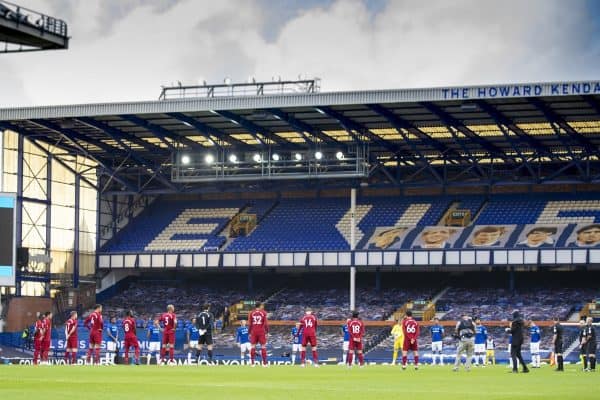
[{"xmin": 0, "ymin": 0, "xmax": 599, "ymax": 107}]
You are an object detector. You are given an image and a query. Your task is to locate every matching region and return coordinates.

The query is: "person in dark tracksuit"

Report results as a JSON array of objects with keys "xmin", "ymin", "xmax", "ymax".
[
  {"xmin": 582, "ymin": 317, "xmax": 597, "ymax": 372},
  {"xmin": 552, "ymin": 317, "xmax": 565, "ymax": 372},
  {"xmin": 506, "ymin": 311, "xmax": 529, "ymax": 374}
]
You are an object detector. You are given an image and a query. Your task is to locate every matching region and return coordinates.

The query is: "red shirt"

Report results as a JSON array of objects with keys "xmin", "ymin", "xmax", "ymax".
[
  {"xmin": 34, "ymin": 320, "xmax": 45, "ymax": 341},
  {"xmin": 299, "ymin": 314, "xmax": 318, "ymax": 336},
  {"xmin": 348, "ymin": 319, "xmax": 365, "ymax": 340},
  {"xmin": 65, "ymin": 318, "xmax": 77, "ymax": 338},
  {"xmin": 402, "ymin": 317, "xmax": 420, "ymax": 340},
  {"xmin": 84, "ymin": 311, "xmax": 104, "ymax": 332},
  {"xmin": 248, "ymin": 309, "xmax": 269, "ymax": 335},
  {"xmin": 160, "ymin": 312, "xmax": 176, "ymax": 333},
  {"xmin": 123, "ymin": 317, "xmax": 137, "ymax": 337},
  {"xmin": 43, "ymin": 318, "xmax": 52, "ymax": 341}
]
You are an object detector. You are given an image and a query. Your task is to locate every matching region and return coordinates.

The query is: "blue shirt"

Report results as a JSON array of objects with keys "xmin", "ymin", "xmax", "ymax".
[
  {"xmin": 475, "ymin": 325, "xmax": 487, "ymax": 344},
  {"xmin": 530, "ymin": 326, "xmax": 541, "ymax": 343},
  {"xmin": 430, "ymin": 325, "xmax": 444, "ymax": 342},
  {"xmin": 187, "ymin": 324, "xmax": 200, "ymax": 341},
  {"xmin": 107, "ymin": 323, "xmax": 118, "ymax": 341},
  {"xmin": 291, "ymin": 327, "xmax": 303, "ymax": 345},
  {"xmin": 342, "ymin": 324, "xmax": 350, "ymax": 341},
  {"xmin": 148, "ymin": 326, "xmax": 161, "ymax": 342},
  {"xmin": 236, "ymin": 326, "xmax": 249, "ymax": 344}
]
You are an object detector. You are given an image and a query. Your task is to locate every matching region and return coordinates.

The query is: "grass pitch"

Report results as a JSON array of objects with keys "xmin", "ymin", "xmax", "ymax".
[{"xmin": 0, "ymin": 364, "xmax": 596, "ymax": 400}]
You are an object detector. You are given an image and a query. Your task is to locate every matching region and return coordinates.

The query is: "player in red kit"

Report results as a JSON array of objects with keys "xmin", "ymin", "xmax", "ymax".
[
  {"xmin": 41, "ymin": 311, "xmax": 53, "ymax": 363},
  {"xmin": 64, "ymin": 311, "xmax": 78, "ymax": 365},
  {"xmin": 84, "ymin": 304, "xmax": 104, "ymax": 365},
  {"xmin": 347, "ymin": 311, "xmax": 365, "ymax": 367},
  {"xmin": 248, "ymin": 302, "xmax": 269, "ymax": 367},
  {"xmin": 402, "ymin": 310, "xmax": 420, "ymax": 369},
  {"xmin": 160, "ymin": 304, "xmax": 177, "ymax": 364},
  {"xmin": 299, "ymin": 308, "xmax": 319, "ymax": 367},
  {"xmin": 33, "ymin": 314, "xmax": 45, "ymax": 365},
  {"xmin": 123, "ymin": 310, "xmax": 140, "ymax": 365}
]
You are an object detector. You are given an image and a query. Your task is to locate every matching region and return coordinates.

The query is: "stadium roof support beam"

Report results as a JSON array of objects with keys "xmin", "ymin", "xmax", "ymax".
[
  {"xmin": 213, "ymin": 110, "xmax": 301, "ymax": 148},
  {"xmin": 75, "ymin": 117, "xmax": 168, "ymax": 155},
  {"xmin": 166, "ymin": 112, "xmax": 252, "ymax": 150},
  {"xmin": 367, "ymin": 104, "xmax": 445, "ymax": 182},
  {"xmin": 367, "ymin": 104, "xmax": 460, "ymax": 162},
  {"xmin": 495, "ymin": 123, "xmax": 537, "ymax": 180},
  {"xmin": 121, "ymin": 114, "xmax": 204, "ymax": 151},
  {"xmin": 528, "ymin": 97, "xmax": 600, "ymax": 160},
  {"xmin": 314, "ymin": 106, "xmax": 403, "ymax": 156},
  {"xmin": 0, "ymin": 122, "xmax": 105, "ymax": 191},
  {"xmin": 265, "ymin": 108, "xmax": 341, "ymax": 145},
  {"xmin": 474, "ymin": 100, "xmax": 554, "ymax": 160},
  {"xmin": 25, "ymin": 120, "xmax": 137, "ymax": 191},
  {"xmin": 73, "ymin": 118, "xmax": 177, "ymax": 192},
  {"xmin": 420, "ymin": 102, "xmax": 508, "ymax": 162}
]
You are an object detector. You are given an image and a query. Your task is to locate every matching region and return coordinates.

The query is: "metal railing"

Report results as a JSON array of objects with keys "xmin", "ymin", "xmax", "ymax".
[
  {"xmin": 159, "ymin": 78, "xmax": 321, "ymax": 100},
  {"xmin": 0, "ymin": 0, "xmax": 68, "ymax": 37}
]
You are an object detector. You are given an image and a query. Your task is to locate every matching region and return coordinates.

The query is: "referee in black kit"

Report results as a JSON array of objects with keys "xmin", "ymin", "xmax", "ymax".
[
  {"xmin": 506, "ymin": 310, "xmax": 529, "ymax": 373},
  {"xmin": 552, "ymin": 316, "xmax": 564, "ymax": 371}
]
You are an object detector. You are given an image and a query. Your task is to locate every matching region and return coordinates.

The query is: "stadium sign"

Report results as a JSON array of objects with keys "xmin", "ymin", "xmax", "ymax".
[{"xmin": 441, "ymin": 81, "xmax": 600, "ymax": 100}]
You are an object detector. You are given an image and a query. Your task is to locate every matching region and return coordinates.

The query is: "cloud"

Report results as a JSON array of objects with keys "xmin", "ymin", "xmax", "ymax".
[{"xmin": 0, "ymin": 0, "xmax": 597, "ymax": 107}]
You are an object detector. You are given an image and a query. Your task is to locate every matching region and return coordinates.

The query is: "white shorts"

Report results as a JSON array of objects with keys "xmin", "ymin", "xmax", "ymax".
[
  {"xmin": 530, "ymin": 342, "xmax": 540, "ymax": 354},
  {"xmin": 343, "ymin": 341, "xmax": 349, "ymax": 351},
  {"xmin": 474, "ymin": 344, "xmax": 486, "ymax": 353},
  {"xmin": 107, "ymin": 341, "xmax": 117, "ymax": 352},
  {"xmin": 189, "ymin": 340, "xmax": 198, "ymax": 348},
  {"xmin": 148, "ymin": 342, "xmax": 161, "ymax": 352},
  {"xmin": 431, "ymin": 341, "xmax": 443, "ymax": 352},
  {"xmin": 292, "ymin": 343, "xmax": 301, "ymax": 352},
  {"xmin": 240, "ymin": 342, "xmax": 251, "ymax": 352}
]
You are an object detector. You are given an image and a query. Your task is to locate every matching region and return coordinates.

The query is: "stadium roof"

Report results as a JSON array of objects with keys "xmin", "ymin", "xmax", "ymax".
[{"xmin": 2, "ymin": 80, "xmax": 600, "ymax": 194}]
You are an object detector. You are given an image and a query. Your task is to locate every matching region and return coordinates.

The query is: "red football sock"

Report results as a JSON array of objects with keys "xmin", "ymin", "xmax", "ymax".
[
  {"xmin": 86, "ymin": 348, "xmax": 92, "ymax": 363},
  {"xmin": 402, "ymin": 355, "xmax": 407, "ymax": 366},
  {"xmin": 414, "ymin": 356, "xmax": 419, "ymax": 366},
  {"xmin": 94, "ymin": 348, "xmax": 101, "ymax": 364},
  {"xmin": 135, "ymin": 348, "xmax": 140, "ymax": 363},
  {"xmin": 312, "ymin": 350, "xmax": 318, "ymax": 363},
  {"xmin": 160, "ymin": 347, "xmax": 166, "ymax": 360},
  {"xmin": 64, "ymin": 351, "xmax": 70, "ymax": 363},
  {"xmin": 261, "ymin": 348, "xmax": 267, "ymax": 364},
  {"xmin": 125, "ymin": 348, "xmax": 129, "ymax": 364},
  {"xmin": 72, "ymin": 352, "xmax": 77, "ymax": 364},
  {"xmin": 347, "ymin": 352, "xmax": 353, "ymax": 365},
  {"xmin": 33, "ymin": 347, "xmax": 40, "ymax": 365},
  {"xmin": 169, "ymin": 347, "xmax": 174, "ymax": 361},
  {"xmin": 358, "ymin": 353, "xmax": 364, "ymax": 366},
  {"xmin": 300, "ymin": 350, "xmax": 306, "ymax": 363},
  {"xmin": 250, "ymin": 348, "xmax": 256, "ymax": 363}
]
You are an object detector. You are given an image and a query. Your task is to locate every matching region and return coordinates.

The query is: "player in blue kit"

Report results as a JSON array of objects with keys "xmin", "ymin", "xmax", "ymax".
[
  {"xmin": 430, "ymin": 318, "xmax": 444, "ymax": 365},
  {"xmin": 291, "ymin": 322, "xmax": 302, "ymax": 364},
  {"xmin": 146, "ymin": 318, "xmax": 162, "ymax": 365},
  {"xmin": 529, "ymin": 322, "xmax": 541, "ymax": 368},
  {"xmin": 105, "ymin": 316, "xmax": 119, "ymax": 364},
  {"xmin": 473, "ymin": 318, "xmax": 487, "ymax": 366},
  {"xmin": 342, "ymin": 319, "xmax": 350, "ymax": 364},
  {"xmin": 236, "ymin": 319, "xmax": 251, "ymax": 363},
  {"xmin": 187, "ymin": 317, "xmax": 200, "ymax": 364}
]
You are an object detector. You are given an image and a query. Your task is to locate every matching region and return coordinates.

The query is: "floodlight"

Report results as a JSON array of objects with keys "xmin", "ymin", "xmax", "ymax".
[
  {"xmin": 181, "ymin": 155, "xmax": 191, "ymax": 165},
  {"xmin": 336, "ymin": 151, "xmax": 344, "ymax": 160},
  {"xmin": 315, "ymin": 151, "xmax": 323, "ymax": 160},
  {"xmin": 272, "ymin": 153, "xmax": 280, "ymax": 161},
  {"xmin": 294, "ymin": 153, "xmax": 302, "ymax": 161},
  {"xmin": 204, "ymin": 154, "xmax": 214, "ymax": 165},
  {"xmin": 229, "ymin": 154, "xmax": 238, "ymax": 163},
  {"xmin": 253, "ymin": 153, "xmax": 262, "ymax": 163}
]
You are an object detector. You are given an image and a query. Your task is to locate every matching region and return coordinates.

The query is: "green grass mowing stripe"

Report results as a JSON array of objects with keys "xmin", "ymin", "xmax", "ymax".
[{"xmin": 0, "ymin": 365, "xmax": 597, "ymax": 400}]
